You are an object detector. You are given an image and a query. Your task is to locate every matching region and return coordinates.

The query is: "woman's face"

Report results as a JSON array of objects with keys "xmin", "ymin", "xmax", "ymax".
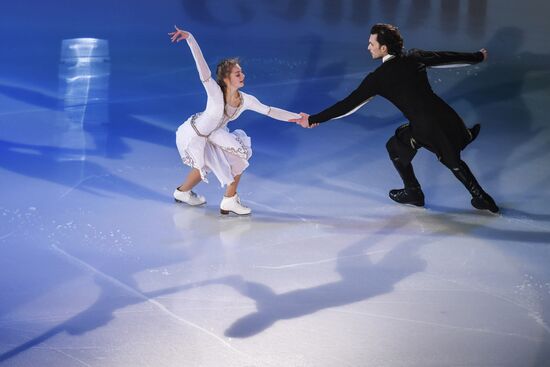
[{"xmin": 224, "ymin": 64, "xmax": 245, "ymax": 89}]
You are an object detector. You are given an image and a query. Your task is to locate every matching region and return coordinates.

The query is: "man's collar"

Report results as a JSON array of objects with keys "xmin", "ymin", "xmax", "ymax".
[{"xmin": 382, "ymin": 54, "xmax": 395, "ymax": 63}]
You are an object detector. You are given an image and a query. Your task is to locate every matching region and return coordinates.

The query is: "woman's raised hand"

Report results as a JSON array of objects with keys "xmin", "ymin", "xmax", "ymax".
[{"xmin": 169, "ymin": 26, "xmax": 189, "ymax": 43}]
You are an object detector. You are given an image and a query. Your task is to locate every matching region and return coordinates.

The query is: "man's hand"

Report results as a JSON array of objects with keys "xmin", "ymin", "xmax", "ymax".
[
  {"xmin": 290, "ymin": 112, "xmax": 314, "ymax": 128},
  {"xmin": 169, "ymin": 26, "xmax": 189, "ymax": 43},
  {"xmin": 480, "ymin": 48, "xmax": 488, "ymax": 61}
]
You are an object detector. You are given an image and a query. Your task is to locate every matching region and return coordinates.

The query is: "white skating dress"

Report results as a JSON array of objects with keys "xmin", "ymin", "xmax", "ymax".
[{"xmin": 176, "ymin": 34, "xmax": 300, "ymax": 186}]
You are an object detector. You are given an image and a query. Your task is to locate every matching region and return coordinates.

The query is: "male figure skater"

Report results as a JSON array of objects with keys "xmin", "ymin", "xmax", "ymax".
[{"xmin": 292, "ymin": 23, "xmax": 499, "ymax": 213}]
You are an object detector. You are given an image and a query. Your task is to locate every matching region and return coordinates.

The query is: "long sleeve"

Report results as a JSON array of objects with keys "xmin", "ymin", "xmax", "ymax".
[
  {"xmin": 408, "ymin": 49, "xmax": 484, "ymax": 68},
  {"xmin": 309, "ymin": 72, "xmax": 378, "ymax": 125},
  {"xmin": 244, "ymin": 94, "xmax": 301, "ymax": 121},
  {"xmin": 186, "ymin": 34, "xmax": 212, "ymax": 82},
  {"xmin": 185, "ymin": 33, "xmax": 223, "ymax": 112}
]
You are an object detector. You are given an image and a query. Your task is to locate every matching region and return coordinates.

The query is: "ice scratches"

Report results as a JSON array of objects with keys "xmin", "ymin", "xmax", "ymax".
[
  {"xmin": 51, "ymin": 348, "xmax": 92, "ymax": 367},
  {"xmin": 50, "ymin": 220, "xmax": 133, "ymax": 254},
  {"xmin": 297, "ymin": 337, "xmax": 355, "ymax": 367},
  {"xmin": 424, "ymin": 273, "xmax": 550, "ymax": 335},
  {"xmin": 246, "ymin": 199, "xmax": 309, "ymax": 222},
  {"xmin": 254, "ymin": 249, "xmax": 391, "ymax": 270},
  {"xmin": 0, "ymin": 231, "xmax": 14, "ymax": 241},
  {"xmin": 0, "ymin": 341, "xmax": 99, "ymax": 367},
  {"xmin": 529, "ymin": 311, "xmax": 550, "ymax": 334},
  {"xmin": 1, "ymin": 206, "xmax": 41, "ymax": 241},
  {"xmin": 59, "ymin": 174, "xmax": 111, "ymax": 198},
  {"xmin": 515, "ymin": 274, "xmax": 550, "ymax": 333},
  {"xmin": 0, "ymin": 108, "xmax": 52, "ymax": 117},
  {"xmin": 314, "ymin": 176, "xmax": 391, "ymax": 207},
  {"xmin": 49, "ymin": 244, "xmax": 252, "ymax": 359},
  {"xmin": 332, "ymin": 308, "xmax": 547, "ymax": 344},
  {"xmin": 503, "ymin": 212, "xmax": 550, "ymax": 231}
]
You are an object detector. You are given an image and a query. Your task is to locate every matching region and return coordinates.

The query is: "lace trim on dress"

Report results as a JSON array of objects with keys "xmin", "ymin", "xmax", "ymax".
[
  {"xmin": 190, "ymin": 113, "xmax": 210, "ymax": 137},
  {"xmin": 181, "ymin": 150, "xmax": 209, "ymax": 183},
  {"xmin": 212, "ymin": 134, "xmax": 250, "ymax": 160}
]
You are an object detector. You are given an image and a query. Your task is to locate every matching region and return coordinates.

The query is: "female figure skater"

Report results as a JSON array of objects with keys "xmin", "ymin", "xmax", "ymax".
[{"xmin": 168, "ymin": 26, "xmax": 300, "ymax": 215}]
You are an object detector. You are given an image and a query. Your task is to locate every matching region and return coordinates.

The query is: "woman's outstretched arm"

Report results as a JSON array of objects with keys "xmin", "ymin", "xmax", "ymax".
[
  {"xmin": 244, "ymin": 94, "xmax": 301, "ymax": 122},
  {"xmin": 169, "ymin": 26, "xmax": 212, "ymax": 84}
]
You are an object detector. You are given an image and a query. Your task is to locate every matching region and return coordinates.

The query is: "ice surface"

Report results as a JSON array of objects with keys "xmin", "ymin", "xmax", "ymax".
[{"xmin": 1, "ymin": 1, "xmax": 550, "ymax": 366}]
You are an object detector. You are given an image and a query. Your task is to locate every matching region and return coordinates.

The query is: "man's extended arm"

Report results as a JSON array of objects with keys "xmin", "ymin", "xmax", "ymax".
[
  {"xmin": 409, "ymin": 48, "xmax": 487, "ymax": 68},
  {"xmin": 307, "ymin": 72, "xmax": 378, "ymax": 126}
]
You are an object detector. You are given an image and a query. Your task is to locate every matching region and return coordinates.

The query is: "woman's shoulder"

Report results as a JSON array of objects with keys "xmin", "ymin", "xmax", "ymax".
[
  {"xmin": 239, "ymin": 90, "xmax": 253, "ymax": 99},
  {"xmin": 240, "ymin": 91, "xmax": 260, "ymax": 104}
]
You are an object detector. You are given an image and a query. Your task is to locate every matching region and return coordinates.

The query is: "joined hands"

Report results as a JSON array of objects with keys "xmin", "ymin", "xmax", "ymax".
[{"xmin": 290, "ymin": 113, "xmax": 319, "ymax": 128}]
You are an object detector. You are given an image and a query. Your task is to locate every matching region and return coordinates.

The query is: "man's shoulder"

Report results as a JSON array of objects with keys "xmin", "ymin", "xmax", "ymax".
[
  {"xmin": 405, "ymin": 48, "xmax": 427, "ymax": 57},
  {"xmin": 376, "ymin": 55, "xmax": 412, "ymax": 70}
]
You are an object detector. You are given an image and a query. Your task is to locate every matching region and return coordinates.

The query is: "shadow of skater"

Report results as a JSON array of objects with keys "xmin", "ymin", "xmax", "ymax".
[
  {"xmin": 222, "ymin": 237, "xmax": 424, "ymax": 338},
  {"xmin": 442, "ymin": 27, "xmax": 550, "ymax": 178},
  {"xmin": 165, "ymin": 211, "xmax": 427, "ymax": 339},
  {"xmin": 0, "ymin": 261, "xmax": 203, "ymax": 363},
  {"xmin": 0, "ymin": 277, "xmax": 135, "ymax": 363},
  {"xmin": 0, "ymin": 139, "xmax": 166, "ymax": 201},
  {"xmin": 0, "ymin": 83, "xmax": 59, "ymax": 111},
  {"xmin": 0, "ymin": 278, "xmax": 131, "ymax": 362}
]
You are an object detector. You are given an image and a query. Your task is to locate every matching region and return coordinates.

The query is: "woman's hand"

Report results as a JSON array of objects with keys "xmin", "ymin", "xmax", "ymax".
[
  {"xmin": 169, "ymin": 26, "xmax": 190, "ymax": 43},
  {"xmin": 290, "ymin": 113, "xmax": 316, "ymax": 128}
]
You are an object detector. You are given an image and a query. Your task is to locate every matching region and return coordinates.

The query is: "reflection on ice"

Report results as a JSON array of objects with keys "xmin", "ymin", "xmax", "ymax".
[{"xmin": 57, "ymin": 38, "xmax": 110, "ymax": 160}]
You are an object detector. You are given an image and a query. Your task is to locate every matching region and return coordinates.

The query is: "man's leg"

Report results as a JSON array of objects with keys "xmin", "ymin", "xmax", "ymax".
[
  {"xmin": 386, "ymin": 133, "xmax": 425, "ymax": 207},
  {"xmin": 447, "ymin": 159, "xmax": 499, "ymax": 213}
]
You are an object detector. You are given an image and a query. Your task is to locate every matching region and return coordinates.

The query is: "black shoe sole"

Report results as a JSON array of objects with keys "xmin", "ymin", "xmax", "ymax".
[
  {"xmin": 395, "ymin": 200, "xmax": 425, "ymax": 207},
  {"xmin": 174, "ymin": 198, "xmax": 206, "ymax": 206},
  {"xmin": 389, "ymin": 194, "xmax": 425, "ymax": 207},
  {"xmin": 471, "ymin": 198, "xmax": 499, "ymax": 213},
  {"xmin": 220, "ymin": 209, "xmax": 251, "ymax": 215}
]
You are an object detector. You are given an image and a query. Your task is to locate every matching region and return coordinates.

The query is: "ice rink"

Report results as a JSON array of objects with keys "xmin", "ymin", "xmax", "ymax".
[{"xmin": 1, "ymin": 1, "xmax": 550, "ymax": 366}]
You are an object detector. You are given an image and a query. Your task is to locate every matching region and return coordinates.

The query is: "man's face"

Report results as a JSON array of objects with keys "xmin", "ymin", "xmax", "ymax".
[{"xmin": 368, "ymin": 34, "xmax": 388, "ymax": 59}]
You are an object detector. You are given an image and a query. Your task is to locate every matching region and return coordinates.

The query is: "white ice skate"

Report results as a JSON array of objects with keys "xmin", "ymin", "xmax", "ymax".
[
  {"xmin": 173, "ymin": 189, "xmax": 206, "ymax": 206},
  {"xmin": 220, "ymin": 194, "xmax": 251, "ymax": 215}
]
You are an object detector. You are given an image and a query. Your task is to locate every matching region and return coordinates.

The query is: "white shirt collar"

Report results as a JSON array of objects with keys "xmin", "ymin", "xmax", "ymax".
[{"xmin": 382, "ymin": 54, "xmax": 395, "ymax": 63}]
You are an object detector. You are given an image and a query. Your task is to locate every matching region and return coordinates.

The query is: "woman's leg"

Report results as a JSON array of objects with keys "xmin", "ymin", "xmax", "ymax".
[
  {"xmin": 224, "ymin": 174, "xmax": 241, "ymax": 197},
  {"xmin": 177, "ymin": 168, "xmax": 202, "ymax": 192},
  {"xmin": 174, "ymin": 168, "xmax": 206, "ymax": 205},
  {"xmin": 220, "ymin": 174, "xmax": 251, "ymax": 215}
]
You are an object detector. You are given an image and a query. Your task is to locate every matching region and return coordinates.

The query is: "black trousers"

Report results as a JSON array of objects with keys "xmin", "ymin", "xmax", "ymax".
[
  {"xmin": 386, "ymin": 123, "xmax": 465, "ymax": 188},
  {"xmin": 386, "ymin": 123, "xmax": 489, "ymax": 201},
  {"xmin": 387, "ymin": 122, "xmax": 466, "ymax": 165}
]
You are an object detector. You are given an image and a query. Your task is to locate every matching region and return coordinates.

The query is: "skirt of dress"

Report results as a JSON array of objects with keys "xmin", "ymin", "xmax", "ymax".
[{"xmin": 176, "ymin": 116, "xmax": 252, "ymax": 187}]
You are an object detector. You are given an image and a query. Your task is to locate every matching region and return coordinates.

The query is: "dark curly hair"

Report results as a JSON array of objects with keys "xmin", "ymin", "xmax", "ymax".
[{"xmin": 370, "ymin": 23, "xmax": 404, "ymax": 56}]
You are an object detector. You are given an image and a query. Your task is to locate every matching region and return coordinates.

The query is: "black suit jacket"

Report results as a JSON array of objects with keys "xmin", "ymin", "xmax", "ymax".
[{"xmin": 309, "ymin": 49, "xmax": 485, "ymax": 162}]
